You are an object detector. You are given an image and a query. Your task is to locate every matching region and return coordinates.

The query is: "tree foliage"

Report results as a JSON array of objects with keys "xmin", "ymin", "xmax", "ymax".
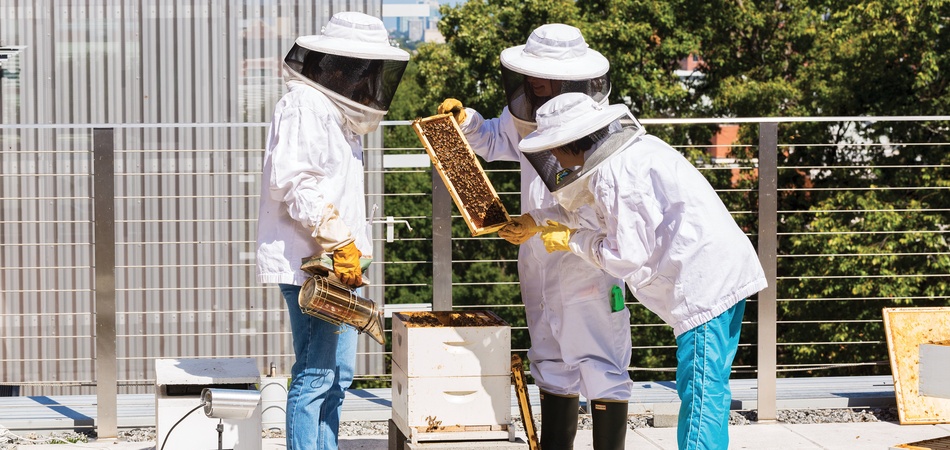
[
  {"xmin": 382, "ymin": 0, "xmax": 950, "ymax": 379},
  {"xmin": 688, "ymin": 0, "xmax": 950, "ymax": 376}
]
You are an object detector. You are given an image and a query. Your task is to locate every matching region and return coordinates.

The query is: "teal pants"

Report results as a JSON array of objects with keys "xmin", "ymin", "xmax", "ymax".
[{"xmin": 675, "ymin": 300, "xmax": 746, "ymax": 450}]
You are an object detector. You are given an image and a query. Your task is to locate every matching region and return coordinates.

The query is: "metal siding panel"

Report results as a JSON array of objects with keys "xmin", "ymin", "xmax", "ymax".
[
  {"xmin": 66, "ymin": 3, "xmax": 81, "ymax": 124},
  {"xmin": 163, "ymin": 137, "xmax": 177, "ymax": 351},
  {"xmin": 124, "ymin": 0, "xmax": 140, "ymax": 125},
  {"xmin": 28, "ymin": 4, "xmax": 43, "ymax": 126},
  {"xmin": 104, "ymin": 2, "xmax": 119, "ymax": 123},
  {"xmin": 229, "ymin": 3, "xmax": 243, "ymax": 152},
  {"xmin": 91, "ymin": 2, "xmax": 107, "ymax": 123},
  {"xmin": 178, "ymin": 3, "xmax": 192, "ymax": 150},
  {"xmin": 158, "ymin": 1, "xmax": 173, "ymax": 143},
  {"xmin": 248, "ymin": 0, "xmax": 261, "ymax": 122},
  {"xmin": 34, "ymin": 5, "xmax": 50, "ymax": 129},
  {"xmin": 142, "ymin": 1, "xmax": 158, "ymax": 146},
  {"xmin": 117, "ymin": 127, "xmax": 133, "ymax": 383},
  {"xmin": 2, "ymin": 0, "xmax": 381, "ymax": 394},
  {"xmin": 140, "ymin": 0, "xmax": 159, "ymax": 371},
  {"xmin": 195, "ymin": 1, "xmax": 209, "ymax": 126}
]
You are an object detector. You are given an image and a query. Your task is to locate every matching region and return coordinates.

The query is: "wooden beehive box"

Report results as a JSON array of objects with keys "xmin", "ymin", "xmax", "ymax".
[
  {"xmin": 391, "ymin": 311, "xmax": 513, "ymax": 443},
  {"xmin": 392, "ymin": 311, "xmax": 511, "ymax": 377},
  {"xmin": 412, "ymin": 114, "xmax": 511, "ymax": 236}
]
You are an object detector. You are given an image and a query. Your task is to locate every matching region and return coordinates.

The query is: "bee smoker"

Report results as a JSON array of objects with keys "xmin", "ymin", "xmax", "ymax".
[{"xmin": 298, "ymin": 256, "xmax": 385, "ymax": 345}]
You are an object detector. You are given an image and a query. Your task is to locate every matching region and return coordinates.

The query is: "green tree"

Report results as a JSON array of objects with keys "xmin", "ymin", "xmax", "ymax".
[
  {"xmin": 687, "ymin": 0, "xmax": 950, "ymax": 375},
  {"xmin": 408, "ymin": 0, "xmax": 768, "ymax": 378},
  {"xmin": 383, "ymin": 0, "xmax": 950, "ymax": 379},
  {"xmin": 397, "ymin": 0, "xmax": 588, "ymax": 357},
  {"xmin": 383, "ymin": 60, "xmax": 434, "ymax": 306},
  {"xmin": 383, "ymin": 53, "xmax": 527, "ymax": 350}
]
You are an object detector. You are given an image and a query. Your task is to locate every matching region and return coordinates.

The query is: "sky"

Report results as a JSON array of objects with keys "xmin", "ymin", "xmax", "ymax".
[{"xmin": 382, "ymin": 0, "xmax": 463, "ymax": 32}]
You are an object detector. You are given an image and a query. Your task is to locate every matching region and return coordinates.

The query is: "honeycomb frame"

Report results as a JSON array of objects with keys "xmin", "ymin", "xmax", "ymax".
[{"xmin": 412, "ymin": 113, "xmax": 511, "ymax": 236}]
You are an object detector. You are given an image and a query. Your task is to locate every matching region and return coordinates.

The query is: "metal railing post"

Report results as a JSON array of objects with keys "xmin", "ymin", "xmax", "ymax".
[
  {"xmin": 362, "ymin": 129, "xmax": 385, "ymax": 374},
  {"xmin": 93, "ymin": 128, "xmax": 118, "ymax": 438},
  {"xmin": 432, "ymin": 172, "xmax": 452, "ymax": 311},
  {"xmin": 757, "ymin": 122, "xmax": 778, "ymax": 422}
]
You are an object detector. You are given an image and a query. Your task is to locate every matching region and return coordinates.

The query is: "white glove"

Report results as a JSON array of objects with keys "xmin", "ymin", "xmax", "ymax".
[{"xmin": 312, "ymin": 204, "xmax": 354, "ymax": 252}]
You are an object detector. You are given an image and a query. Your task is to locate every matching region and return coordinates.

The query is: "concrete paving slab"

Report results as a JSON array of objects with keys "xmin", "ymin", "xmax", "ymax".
[
  {"xmin": 631, "ymin": 426, "xmax": 680, "ymax": 449},
  {"xmin": 784, "ymin": 422, "xmax": 950, "ymax": 450},
  {"xmin": 725, "ymin": 423, "xmax": 823, "ymax": 449},
  {"xmin": 337, "ymin": 436, "xmax": 387, "ymax": 450},
  {"xmin": 651, "ymin": 401, "xmax": 681, "ymax": 428},
  {"xmin": 16, "ymin": 422, "xmax": 950, "ymax": 450},
  {"xmin": 404, "ymin": 438, "xmax": 528, "ymax": 449},
  {"xmin": 529, "ymin": 428, "xmax": 663, "ymax": 449},
  {"xmin": 0, "ymin": 377, "xmax": 901, "ymax": 435}
]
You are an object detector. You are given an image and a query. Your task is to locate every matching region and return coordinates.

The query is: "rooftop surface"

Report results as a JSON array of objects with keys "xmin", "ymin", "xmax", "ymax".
[
  {"xmin": 14, "ymin": 421, "xmax": 950, "ymax": 449},
  {"xmin": 5, "ymin": 376, "xmax": 950, "ymax": 449}
]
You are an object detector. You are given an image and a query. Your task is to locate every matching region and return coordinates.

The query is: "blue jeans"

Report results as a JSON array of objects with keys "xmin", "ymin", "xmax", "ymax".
[
  {"xmin": 280, "ymin": 284, "xmax": 357, "ymax": 450},
  {"xmin": 675, "ymin": 300, "xmax": 746, "ymax": 450}
]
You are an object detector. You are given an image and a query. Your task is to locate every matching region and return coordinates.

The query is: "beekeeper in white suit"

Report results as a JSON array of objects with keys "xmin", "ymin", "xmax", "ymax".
[
  {"xmin": 502, "ymin": 92, "xmax": 768, "ymax": 450},
  {"xmin": 255, "ymin": 11, "xmax": 409, "ymax": 450},
  {"xmin": 438, "ymin": 24, "xmax": 633, "ymax": 450}
]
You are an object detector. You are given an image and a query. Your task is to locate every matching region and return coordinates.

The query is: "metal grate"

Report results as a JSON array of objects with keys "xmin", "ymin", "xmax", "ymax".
[{"xmin": 894, "ymin": 436, "xmax": 950, "ymax": 450}]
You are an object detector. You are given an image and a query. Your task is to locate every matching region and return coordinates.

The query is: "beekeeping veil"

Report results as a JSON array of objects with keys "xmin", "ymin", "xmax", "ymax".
[
  {"xmin": 519, "ymin": 93, "xmax": 646, "ymax": 211},
  {"xmin": 283, "ymin": 11, "xmax": 410, "ymax": 135}
]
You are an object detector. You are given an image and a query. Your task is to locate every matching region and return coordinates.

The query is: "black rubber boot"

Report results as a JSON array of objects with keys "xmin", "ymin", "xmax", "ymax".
[
  {"xmin": 539, "ymin": 390, "xmax": 580, "ymax": 450},
  {"xmin": 590, "ymin": 399, "xmax": 628, "ymax": 450}
]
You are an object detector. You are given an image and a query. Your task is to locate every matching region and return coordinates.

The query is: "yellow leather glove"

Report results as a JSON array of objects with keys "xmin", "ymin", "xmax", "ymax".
[
  {"xmin": 498, "ymin": 214, "xmax": 542, "ymax": 245},
  {"xmin": 438, "ymin": 98, "xmax": 467, "ymax": 124},
  {"xmin": 539, "ymin": 220, "xmax": 573, "ymax": 253},
  {"xmin": 332, "ymin": 241, "xmax": 363, "ymax": 288}
]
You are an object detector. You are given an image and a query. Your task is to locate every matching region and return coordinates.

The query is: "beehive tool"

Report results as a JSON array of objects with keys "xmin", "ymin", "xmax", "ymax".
[{"xmin": 511, "ymin": 353, "xmax": 540, "ymax": 450}]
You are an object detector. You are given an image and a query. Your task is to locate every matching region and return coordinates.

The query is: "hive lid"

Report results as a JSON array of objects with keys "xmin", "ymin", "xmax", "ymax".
[
  {"xmin": 393, "ymin": 310, "xmax": 508, "ymax": 328},
  {"xmin": 154, "ymin": 357, "xmax": 260, "ymax": 385}
]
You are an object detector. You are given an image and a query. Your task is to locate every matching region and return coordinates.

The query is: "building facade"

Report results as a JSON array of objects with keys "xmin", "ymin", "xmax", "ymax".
[{"xmin": 0, "ymin": 0, "xmax": 387, "ymax": 395}]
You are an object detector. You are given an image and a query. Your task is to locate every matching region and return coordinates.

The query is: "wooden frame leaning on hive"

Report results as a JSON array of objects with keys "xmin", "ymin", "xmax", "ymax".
[{"xmin": 411, "ymin": 113, "xmax": 512, "ymax": 236}]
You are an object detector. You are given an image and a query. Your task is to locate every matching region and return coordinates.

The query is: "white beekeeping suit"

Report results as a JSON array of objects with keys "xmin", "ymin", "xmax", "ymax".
[
  {"xmin": 256, "ymin": 11, "xmax": 409, "ymax": 450},
  {"xmin": 514, "ymin": 93, "xmax": 768, "ymax": 450},
  {"xmin": 258, "ymin": 13, "xmax": 409, "ymax": 287},
  {"xmin": 438, "ymin": 24, "xmax": 632, "ymax": 450}
]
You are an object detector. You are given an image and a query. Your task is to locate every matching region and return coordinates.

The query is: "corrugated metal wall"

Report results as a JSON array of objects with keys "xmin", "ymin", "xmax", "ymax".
[{"xmin": 0, "ymin": 0, "xmax": 384, "ymax": 395}]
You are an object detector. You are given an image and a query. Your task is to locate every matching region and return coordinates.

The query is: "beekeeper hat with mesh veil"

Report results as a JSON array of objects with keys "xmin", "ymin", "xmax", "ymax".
[
  {"xmin": 499, "ymin": 24, "xmax": 611, "ymax": 195},
  {"xmin": 283, "ymin": 12, "xmax": 409, "ymax": 134},
  {"xmin": 500, "ymin": 24, "xmax": 611, "ymax": 133},
  {"xmin": 519, "ymin": 92, "xmax": 646, "ymax": 211}
]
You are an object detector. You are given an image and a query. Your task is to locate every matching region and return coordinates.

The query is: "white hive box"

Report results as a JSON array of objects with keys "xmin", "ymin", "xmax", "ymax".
[
  {"xmin": 155, "ymin": 357, "xmax": 262, "ymax": 450},
  {"xmin": 391, "ymin": 311, "xmax": 513, "ymax": 443}
]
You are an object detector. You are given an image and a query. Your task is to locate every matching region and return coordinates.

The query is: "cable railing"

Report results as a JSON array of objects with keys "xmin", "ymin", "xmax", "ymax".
[{"xmin": 1, "ymin": 116, "xmax": 948, "ymax": 430}]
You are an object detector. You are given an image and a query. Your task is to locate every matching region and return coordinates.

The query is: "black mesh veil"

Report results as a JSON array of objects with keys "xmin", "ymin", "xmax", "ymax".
[
  {"xmin": 524, "ymin": 151, "xmax": 565, "ymax": 193},
  {"xmin": 500, "ymin": 66, "xmax": 610, "ymax": 123},
  {"xmin": 284, "ymin": 43, "xmax": 408, "ymax": 112},
  {"xmin": 524, "ymin": 113, "xmax": 641, "ymax": 196}
]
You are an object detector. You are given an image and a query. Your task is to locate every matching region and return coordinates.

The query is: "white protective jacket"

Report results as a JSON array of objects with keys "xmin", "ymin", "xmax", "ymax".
[
  {"xmin": 461, "ymin": 107, "xmax": 632, "ymax": 400},
  {"xmin": 533, "ymin": 135, "xmax": 768, "ymax": 337},
  {"xmin": 256, "ymin": 81, "xmax": 372, "ymax": 286}
]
